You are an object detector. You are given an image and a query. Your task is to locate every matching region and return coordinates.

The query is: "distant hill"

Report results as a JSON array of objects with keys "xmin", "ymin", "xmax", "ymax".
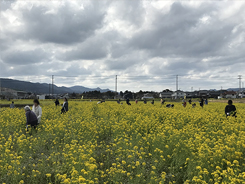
[
  {"xmin": 227, "ymin": 88, "xmax": 243, "ymax": 91},
  {"xmin": 0, "ymin": 78, "xmax": 113, "ymax": 94}
]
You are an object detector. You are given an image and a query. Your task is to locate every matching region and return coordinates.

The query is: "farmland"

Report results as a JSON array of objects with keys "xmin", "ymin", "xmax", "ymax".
[{"xmin": 0, "ymin": 101, "xmax": 245, "ymax": 184}]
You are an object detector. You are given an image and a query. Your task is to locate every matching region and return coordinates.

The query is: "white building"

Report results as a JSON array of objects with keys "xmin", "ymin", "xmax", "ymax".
[
  {"xmin": 224, "ymin": 91, "xmax": 237, "ymax": 99},
  {"xmin": 37, "ymin": 94, "xmax": 46, "ymax": 100},
  {"xmin": 171, "ymin": 90, "xmax": 186, "ymax": 99},
  {"xmin": 159, "ymin": 91, "xmax": 173, "ymax": 98},
  {"xmin": 141, "ymin": 93, "xmax": 154, "ymax": 100}
]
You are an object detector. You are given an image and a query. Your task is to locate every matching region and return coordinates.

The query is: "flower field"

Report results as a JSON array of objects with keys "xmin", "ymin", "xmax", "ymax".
[{"xmin": 0, "ymin": 101, "xmax": 245, "ymax": 184}]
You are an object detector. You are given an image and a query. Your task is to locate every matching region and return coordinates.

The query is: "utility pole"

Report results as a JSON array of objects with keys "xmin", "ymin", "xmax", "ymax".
[
  {"xmin": 0, "ymin": 78, "xmax": 2, "ymax": 102},
  {"xmin": 49, "ymin": 83, "xmax": 51, "ymax": 97},
  {"xmin": 238, "ymin": 75, "xmax": 242, "ymax": 92},
  {"xmin": 115, "ymin": 75, "xmax": 117, "ymax": 94},
  {"xmin": 176, "ymin": 75, "xmax": 178, "ymax": 99},
  {"xmin": 52, "ymin": 75, "xmax": 54, "ymax": 99}
]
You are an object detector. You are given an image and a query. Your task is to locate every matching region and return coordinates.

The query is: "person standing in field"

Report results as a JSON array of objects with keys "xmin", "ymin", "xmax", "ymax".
[
  {"xmin": 10, "ymin": 101, "xmax": 15, "ymax": 108},
  {"xmin": 135, "ymin": 99, "xmax": 138, "ymax": 104},
  {"xmin": 61, "ymin": 97, "xmax": 68, "ymax": 113},
  {"xmin": 144, "ymin": 99, "xmax": 147, "ymax": 104},
  {"xmin": 32, "ymin": 99, "xmax": 42, "ymax": 124},
  {"xmin": 55, "ymin": 98, "xmax": 60, "ymax": 107},
  {"xmin": 151, "ymin": 100, "xmax": 154, "ymax": 105},
  {"xmin": 199, "ymin": 97, "xmax": 204, "ymax": 108},
  {"xmin": 24, "ymin": 105, "xmax": 38, "ymax": 130},
  {"xmin": 225, "ymin": 100, "xmax": 237, "ymax": 117},
  {"xmin": 188, "ymin": 99, "xmax": 192, "ymax": 104},
  {"xmin": 205, "ymin": 98, "xmax": 208, "ymax": 105}
]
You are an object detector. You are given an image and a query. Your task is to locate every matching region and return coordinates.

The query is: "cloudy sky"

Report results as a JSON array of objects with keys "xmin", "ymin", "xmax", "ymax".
[{"xmin": 0, "ymin": 0, "xmax": 244, "ymax": 92}]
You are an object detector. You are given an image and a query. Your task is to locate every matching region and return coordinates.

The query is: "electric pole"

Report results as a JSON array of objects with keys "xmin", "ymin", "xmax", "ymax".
[
  {"xmin": 238, "ymin": 75, "xmax": 242, "ymax": 92},
  {"xmin": 176, "ymin": 75, "xmax": 178, "ymax": 99},
  {"xmin": 49, "ymin": 83, "xmax": 51, "ymax": 97},
  {"xmin": 115, "ymin": 75, "xmax": 117, "ymax": 97},
  {"xmin": 52, "ymin": 75, "xmax": 54, "ymax": 99}
]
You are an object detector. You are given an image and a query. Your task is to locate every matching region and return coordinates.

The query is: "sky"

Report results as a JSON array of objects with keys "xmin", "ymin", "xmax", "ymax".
[{"xmin": 0, "ymin": 0, "xmax": 245, "ymax": 92}]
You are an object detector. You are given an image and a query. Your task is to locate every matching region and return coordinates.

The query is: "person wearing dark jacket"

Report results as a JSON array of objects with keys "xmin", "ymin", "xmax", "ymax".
[
  {"xmin": 200, "ymin": 98, "xmax": 204, "ymax": 108},
  {"xmin": 24, "ymin": 105, "xmax": 38, "ymax": 130},
  {"xmin": 225, "ymin": 100, "xmax": 236, "ymax": 117},
  {"xmin": 55, "ymin": 99, "xmax": 60, "ymax": 106},
  {"xmin": 126, "ymin": 98, "xmax": 131, "ymax": 105},
  {"xmin": 61, "ymin": 98, "xmax": 68, "ymax": 114}
]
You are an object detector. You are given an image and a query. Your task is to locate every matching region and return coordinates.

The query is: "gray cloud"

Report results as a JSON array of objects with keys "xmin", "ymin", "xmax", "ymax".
[
  {"xmin": 8, "ymin": 1, "xmax": 107, "ymax": 44},
  {"xmin": 0, "ymin": 1, "xmax": 245, "ymax": 91},
  {"xmin": 2, "ymin": 48, "xmax": 50, "ymax": 65}
]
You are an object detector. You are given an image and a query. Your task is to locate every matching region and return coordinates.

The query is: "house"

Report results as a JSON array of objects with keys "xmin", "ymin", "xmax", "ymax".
[
  {"xmin": 185, "ymin": 91, "xmax": 199, "ymax": 98},
  {"xmin": 238, "ymin": 91, "xmax": 245, "ymax": 98},
  {"xmin": 223, "ymin": 91, "xmax": 237, "ymax": 99},
  {"xmin": 37, "ymin": 94, "xmax": 51, "ymax": 100},
  {"xmin": 0, "ymin": 88, "xmax": 28, "ymax": 99},
  {"xmin": 208, "ymin": 90, "xmax": 221, "ymax": 98},
  {"xmin": 159, "ymin": 90, "xmax": 173, "ymax": 98},
  {"xmin": 171, "ymin": 90, "xmax": 186, "ymax": 99},
  {"xmin": 199, "ymin": 90, "xmax": 208, "ymax": 97},
  {"xmin": 141, "ymin": 93, "xmax": 154, "ymax": 100}
]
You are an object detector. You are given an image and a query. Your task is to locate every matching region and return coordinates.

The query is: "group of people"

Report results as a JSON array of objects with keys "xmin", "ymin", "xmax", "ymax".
[
  {"xmin": 10, "ymin": 96, "xmax": 236, "ymax": 131},
  {"xmin": 21, "ymin": 98, "xmax": 68, "ymax": 130},
  {"xmin": 115, "ymin": 98, "xmax": 237, "ymax": 117},
  {"xmin": 24, "ymin": 99, "xmax": 42, "ymax": 130}
]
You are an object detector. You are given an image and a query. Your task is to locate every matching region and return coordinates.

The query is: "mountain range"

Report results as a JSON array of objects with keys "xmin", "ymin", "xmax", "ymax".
[{"xmin": 0, "ymin": 78, "xmax": 113, "ymax": 94}]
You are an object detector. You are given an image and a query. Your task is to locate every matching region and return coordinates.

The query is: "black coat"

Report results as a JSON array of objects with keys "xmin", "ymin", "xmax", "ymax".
[
  {"xmin": 225, "ymin": 105, "xmax": 236, "ymax": 116},
  {"xmin": 62, "ymin": 102, "xmax": 68, "ymax": 112}
]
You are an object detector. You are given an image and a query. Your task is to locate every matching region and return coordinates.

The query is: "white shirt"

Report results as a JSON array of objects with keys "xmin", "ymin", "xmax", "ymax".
[{"xmin": 32, "ymin": 105, "xmax": 42, "ymax": 124}]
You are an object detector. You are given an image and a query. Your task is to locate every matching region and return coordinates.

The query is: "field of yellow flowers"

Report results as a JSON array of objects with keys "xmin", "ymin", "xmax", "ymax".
[{"xmin": 0, "ymin": 101, "xmax": 245, "ymax": 184}]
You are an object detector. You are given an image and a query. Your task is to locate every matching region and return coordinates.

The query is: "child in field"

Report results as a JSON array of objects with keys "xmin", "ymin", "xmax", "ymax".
[
  {"xmin": 205, "ymin": 98, "xmax": 208, "ymax": 105},
  {"xmin": 225, "ymin": 100, "xmax": 236, "ymax": 117}
]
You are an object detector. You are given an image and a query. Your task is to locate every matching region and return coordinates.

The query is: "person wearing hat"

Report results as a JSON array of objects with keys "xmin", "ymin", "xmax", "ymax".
[{"xmin": 24, "ymin": 106, "xmax": 38, "ymax": 130}]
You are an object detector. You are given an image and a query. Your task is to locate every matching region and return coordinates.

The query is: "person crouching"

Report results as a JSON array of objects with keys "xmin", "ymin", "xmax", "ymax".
[{"xmin": 24, "ymin": 105, "xmax": 38, "ymax": 131}]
